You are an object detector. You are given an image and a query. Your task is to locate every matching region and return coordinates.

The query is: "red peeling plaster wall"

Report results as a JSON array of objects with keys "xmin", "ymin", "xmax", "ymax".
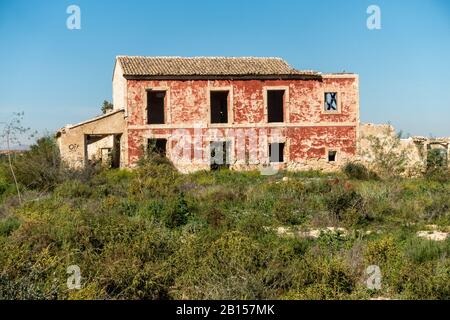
[{"xmin": 125, "ymin": 76, "xmax": 359, "ymax": 171}]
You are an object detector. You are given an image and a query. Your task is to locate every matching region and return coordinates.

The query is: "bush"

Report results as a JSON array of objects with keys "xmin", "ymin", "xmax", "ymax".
[
  {"xmin": 5, "ymin": 137, "xmax": 62, "ymax": 190},
  {"xmin": 0, "ymin": 216, "xmax": 20, "ymax": 236},
  {"xmin": 342, "ymin": 162, "xmax": 378, "ymax": 180},
  {"xmin": 403, "ymin": 261, "xmax": 450, "ymax": 299},
  {"xmin": 425, "ymin": 149, "xmax": 449, "ymax": 182},
  {"xmin": 129, "ymin": 156, "xmax": 179, "ymax": 201},
  {"xmin": 272, "ymin": 200, "xmax": 305, "ymax": 225},
  {"xmin": 360, "ymin": 128, "xmax": 409, "ymax": 178},
  {"xmin": 365, "ymin": 236, "xmax": 400, "ymax": 266},
  {"xmin": 54, "ymin": 179, "xmax": 92, "ymax": 198},
  {"xmin": 424, "ymin": 192, "xmax": 450, "ymax": 221},
  {"xmin": 294, "ymin": 256, "xmax": 356, "ymax": 299},
  {"xmin": 405, "ymin": 238, "xmax": 450, "ymax": 264},
  {"xmin": 162, "ymin": 193, "xmax": 190, "ymax": 228},
  {"xmin": 0, "ymin": 171, "xmax": 14, "ymax": 201},
  {"xmin": 325, "ymin": 186, "xmax": 366, "ymax": 223}
]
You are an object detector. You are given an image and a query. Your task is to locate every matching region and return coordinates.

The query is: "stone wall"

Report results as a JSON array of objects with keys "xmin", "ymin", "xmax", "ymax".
[
  {"xmin": 359, "ymin": 123, "xmax": 450, "ymax": 176},
  {"xmin": 56, "ymin": 110, "xmax": 126, "ymax": 168}
]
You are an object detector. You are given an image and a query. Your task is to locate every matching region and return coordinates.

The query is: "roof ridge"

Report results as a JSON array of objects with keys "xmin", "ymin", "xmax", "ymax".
[{"xmin": 117, "ymin": 56, "xmax": 286, "ymax": 60}]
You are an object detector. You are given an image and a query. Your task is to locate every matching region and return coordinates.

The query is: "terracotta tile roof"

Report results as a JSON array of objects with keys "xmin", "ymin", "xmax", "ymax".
[{"xmin": 117, "ymin": 56, "xmax": 319, "ymax": 77}]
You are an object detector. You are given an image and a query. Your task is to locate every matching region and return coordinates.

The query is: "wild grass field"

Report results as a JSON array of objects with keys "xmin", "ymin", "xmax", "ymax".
[{"xmin": 0, "ymin": 137, "xmax": 449, "ymax": 300}]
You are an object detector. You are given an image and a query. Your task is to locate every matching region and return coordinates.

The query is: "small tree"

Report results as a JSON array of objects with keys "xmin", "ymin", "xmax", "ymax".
[
  {"xmin": 361, "ymin": 127, "xmax": 409, "ymax": 179},
  {"xmin": 0, "ymin": 112, "xmax": 34, "ymax": 203},
  {"xmin": 101, "ymin": 100, "xmax": 113, "ymax": 114},
  {"xmin": 425, "ymin": 148, "xmax": 449, "ymax": 181},
  {"xmin": 12, "ymin": 136, "xmax": 62, "ymax": 190}
]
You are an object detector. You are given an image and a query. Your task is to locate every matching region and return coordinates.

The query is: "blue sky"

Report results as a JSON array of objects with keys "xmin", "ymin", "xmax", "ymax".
[{"xmin": 0, "ymin": 0, "xmax": 449, "ymax": 144}]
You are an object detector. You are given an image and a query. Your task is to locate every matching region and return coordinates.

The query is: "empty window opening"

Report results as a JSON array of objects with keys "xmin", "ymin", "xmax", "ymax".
[
  {"xmin": 210, "ymin": 141, "xmax": 230, "ymax": 170},
  {"xmin": 100, "ymin": 148, "xmax": 112, "ymax": 166},
  {"xmin": 324, "ymin": 92, "xmax": 338, "ymax": 111},
  {"xmin": 210, "ymin": 91, "xmax": 229, "ymax": 124},
  {"xmin": 147, "ymin": 90, "xmax": 166, "ymax": 124},
  {"xmin": 85, "ymin": 134, "xmax": 116, "ymax": 168},
  {"xmin": 269, "ymin": 143, "xmax": 285, "ymax": 163},
  {"xmin": 148, "ymin": 138, "xmax": 167, "ymax": 156},
  {"xmin": 267, "ymin": 90, "xmax": 284, "ymax": 123},
  {"xmin": 328, "ymin": 150, "xmax": 337, "ymax": 162},
  {"xmin": 111, "ymin": 134, "xmax": 121, "ymax": 168},
  {"xmin": 427, "ymin": 147, "xmax": 448, "ymax": 170}
]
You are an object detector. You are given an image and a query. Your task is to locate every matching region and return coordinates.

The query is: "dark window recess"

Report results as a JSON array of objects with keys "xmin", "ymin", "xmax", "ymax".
[
  {"xmin": 210, "ymin": 141, "xmax": 230, "ymax": 170},
  {"xmin": 147, "ymin": 91, "xmax": 166, "ymax": 124},
  {"xmin": 210, "ymin": 91, "xmax": 229, "ymax": 124},
  {"xmin": 269, "ymin": 143, "xmax": 285, "ymax": 163},
  {"xmin": 111, "ymin": 134, "xmax": 121, "ymax": 168},
  {"xmin": 148, "ymin": 138, "xmax": 167, "ymax": 156},
  {"xmin": 267, "ymin": 90, "xmax": 284, "ymax": 123},
  {"xmin": 328, "ymin": 150, "xmax": 337, "ymax": 162},
  {"xmin": 324, "ymin": 92, "xmax": 338, "ymax": 111}
]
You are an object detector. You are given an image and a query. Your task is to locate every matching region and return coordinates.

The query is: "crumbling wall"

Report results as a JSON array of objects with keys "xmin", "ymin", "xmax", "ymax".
[
  {"xmin": 57, "ymin": 110, "xmax": 126, "ymax": 168},
  {"xmin": 359, "ymin": 123, "xmax": 450, "ymax": 175}
]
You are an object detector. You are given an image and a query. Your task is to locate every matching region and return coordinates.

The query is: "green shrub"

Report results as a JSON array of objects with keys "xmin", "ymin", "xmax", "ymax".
[
  {"xmin": 405, "ymin": 238, "xmax": 450, "ymax": 264},
  {"xmin": 272, "ymin": 200, "xmax": 306, "ymax": 225},
  {"xmin": 0, "ymin": 172, "xmax": 14, "ymax": 201},
  {"xmin": 0, "ymin": 216, "xmax": 20, "ymax": 236},
  {"xmin": 5, "ymin": 137, "xmax": 62, "ymax": 190},
  {"xmin": 425, "ymin": 149, "xmax": 449, "ymax": 182},
  {"xmin": 129, "ymin": 160, "xmax": 179, "ymax": 200},
  {"xmin": 365, "ymin": 236, "xmax": 400, "ymax": 266},
  {"xmin": 202, "ymin": 207, "xmax": 226, "ymax": 228},
  {"xmin": 325, "ymin": 186, "xmax": 365, "ymax": 223},
  {"xmin": 162, "ymin": 193, "xmax": 190, "ymax": 228},
  {"xmin": 294, "ymin": 256, "xmax": 356, "ymax": 299},
  {"xmin": 400, "ymin": 260, "xmax": 450, "ymax": 299},
  {"xmin": 317, "ymin": 230, "xmax": 349, "ymax": 252},
  {"xmin": 0, "ymin": 176, "xmax": 8, "ymax": 196},
  {"xmin": 342, "ymin": 162, "xmax": 378, "ymax": 180},
  {"xmin": 424, "ymin": 192, "xmax": 450, "ymax": 221},
  {"xmin": 54, "ymin": 179, "xmax": 92, "ymax": 198}
]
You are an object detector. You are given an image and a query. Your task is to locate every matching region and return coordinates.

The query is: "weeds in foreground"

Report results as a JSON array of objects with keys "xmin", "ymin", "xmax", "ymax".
[{"xmin": 0, "ymin": 139, "xmax": 449, "ymax": 299}]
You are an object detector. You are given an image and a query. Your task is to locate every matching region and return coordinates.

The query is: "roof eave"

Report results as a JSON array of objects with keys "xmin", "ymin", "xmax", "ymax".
[{"xmin": 122, "ymin": 74, "xmax": 322, "ymax": 81}]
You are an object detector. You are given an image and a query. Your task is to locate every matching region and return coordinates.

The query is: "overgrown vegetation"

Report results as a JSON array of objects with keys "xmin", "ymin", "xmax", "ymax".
[
  {"xmin": 361, "ymin": 129, "xmax": 409, "ymax": 179},
  {"xmin": 342, "ymin": 162, "xmax": 378, "ymax": 181},
  {"xmin": 426, "ymin": 148, "xmax": 450, "ymax": 182},
  {"xmin": 0, "ymin": 137, "xmax": 449, "ymax": 300}
]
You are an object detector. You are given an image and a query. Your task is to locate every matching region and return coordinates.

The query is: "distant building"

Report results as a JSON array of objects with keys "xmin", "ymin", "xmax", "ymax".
[{"xmin": 0, "ymin": 149, "xmax": 27, "ymax": 158}]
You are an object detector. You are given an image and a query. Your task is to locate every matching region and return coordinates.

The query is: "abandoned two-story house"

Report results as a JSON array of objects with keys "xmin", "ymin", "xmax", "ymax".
[{"xmin": 56, "ymin": 56, "xmax": 360, "ymax": 172}]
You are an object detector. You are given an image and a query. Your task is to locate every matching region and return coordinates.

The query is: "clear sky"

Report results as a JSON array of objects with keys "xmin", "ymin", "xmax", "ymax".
[{"xmin": 0, "ymin": 0, "xmax": 449, "ymax": 143}]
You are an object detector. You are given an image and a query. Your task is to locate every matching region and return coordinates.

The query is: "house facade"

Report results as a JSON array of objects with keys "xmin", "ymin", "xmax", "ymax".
[{"xmin": 57, "ymin": 56, "xmax": 359, "ymax": 173}]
